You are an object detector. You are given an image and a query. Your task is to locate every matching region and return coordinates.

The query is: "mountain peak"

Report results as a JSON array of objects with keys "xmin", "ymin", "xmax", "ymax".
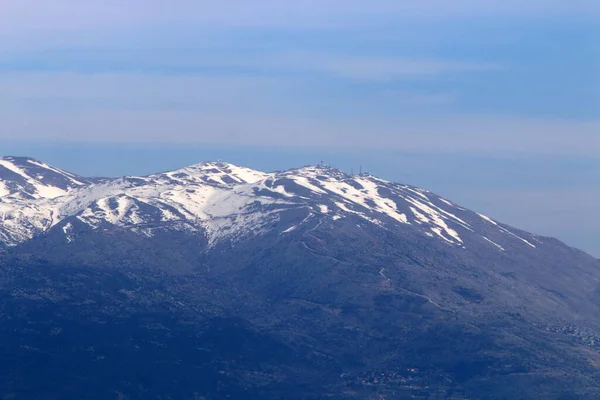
[
  {"xmin": 0, "ymin": 156, "xmax": 540, "ymax": 254},
  {"xmin": 145, "ymin": 161, "xmax": 270, "ymax": 187},
  {"xmin": 0, "ymin": 155, "xmax": 37, "ymax": 163},
  {"xmin": 0, "ymin": 156, "xmax": 89, "ymax": 200},
  {"xmin": 283, "ymin": 164, "xmax": 351, "ymax": 180}
]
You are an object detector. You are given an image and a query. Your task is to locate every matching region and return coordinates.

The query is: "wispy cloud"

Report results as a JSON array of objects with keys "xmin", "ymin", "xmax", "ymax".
[
  {"xmin": 0, "ymin": 1, "xmax": 597, "ymax": 157},
  {"xmin": 1, "ymin": 72, "xmax": 598, "ymax": 156},
  {"xmin": 262, "ymin": 53, "xmax": 498, "ymax": 81},
  {"xmin": 1, "ymin": 0, "xmax": 597, "ymax": 35},
  {"xmin": 0, "ymin": 49, "xmax": 498, "ymax": 81}
]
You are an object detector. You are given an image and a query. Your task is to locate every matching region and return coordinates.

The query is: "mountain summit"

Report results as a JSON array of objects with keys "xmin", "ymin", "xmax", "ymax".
[
  {"xmin": 0, "ymin": 156, "xmax": 91, "ymax": 200},
  {"xmin": 1, "ymin": 157, "xmax": 599, "ymax": 399},
  {"xmin": 1, "ymin": 158, "xmax": 535, "ymax": 251}
]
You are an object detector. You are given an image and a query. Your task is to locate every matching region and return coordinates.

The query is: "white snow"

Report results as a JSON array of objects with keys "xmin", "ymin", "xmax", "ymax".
[
  {"xmin": 404, "ymin": 196, "xmax": 463, "ymax": 243},
  {"xmin": 405, "ymin": 187, "xmax": 430, "ymax": 201},
  {"xmin": 0, "ymin": 182, "xmax": 8, "ymax": 197},
  {"xmin": 153, "ymin": 162, "xmax": 270, "ymax": 187},
  {"xmin": 62, "ymin": 222, "xmax": 74, "ymax": 243},
  {"xmin": 499, "ymin": 227, "xmax": 536, "ymax": 248},
  {"xmin": 26, "ymin": 159, "xmax": 85, "ymax": 185},
  {"xmin": 312, "ymin": 177, "xmax": 409, "ymax": 225},
  {"xmin": 0, "ymin": 199, "xmax": 54, "ymax": 245},
  {"xmin": 431, "ymin": 227, "xmax": 456, "ymax": 244},
  {"xmin": 269, "ymin": 184, "xmax": 296, "ymax": 198},
  {"xmin": 292, "ymin": 176, "xmax": 328, "ymax": 195},
  {"xmin": 283, "ymin": 225, "xmax": 298, "ymax": 233},
  {"xmin": 483, "ymin": 236, "xmax": 505, "ymax": 252},
  {"xmin": 224, "ymin": 164, "xmax": 270, "ymax": 184},
  {"xmin": 33, "ymin": 185, "xmax": 68, "ymax": 199},
  {"xmin": 410, "ymin": 207, "xmax": 429, "ymax": 224},
  {"xmin": 478, "ymin": 213, "xmax": 497, "ymax": 225},
  {"xmin": 0, "ymin": 159, "xmax": 31, "ymax": 181},
  {"xmin": 317, "ymin": 205, "xmax": 329, "ymax": 213},
  {"xmin": 0, "ymin": 158, "xmax": 70, "ymax": 199},
  {"xmin": 478, "ymin": 213, "xmax": 536, "ymax": 248},
  {"xmin": 0, "ymin": 160, "xmax": 543, "ymax": 252},
  {"xmin": 282, "ymin": 213, "xmax": 314, "ymax": 234}
]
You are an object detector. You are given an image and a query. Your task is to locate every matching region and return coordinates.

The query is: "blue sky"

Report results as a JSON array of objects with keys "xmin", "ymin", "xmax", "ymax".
[{"xmin": 1, "ymin": 1, "xmax": 599, "ymax": 255}]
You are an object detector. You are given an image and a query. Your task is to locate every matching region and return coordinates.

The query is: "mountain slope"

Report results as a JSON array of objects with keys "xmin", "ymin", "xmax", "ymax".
[
  {"xmin": 1, "ymin": 157, "xmax": 599, "ymax": 399},
  {"xmin": 0, "ymin": 160, "xmax": 539, "ymax": 253},
  {"xmin": 0, "ymin": 156, "xmax": 100, "ymax": 247},
  {"xmin": 0, "ymin": 156, "xmax": 92, "ymax": 199}
]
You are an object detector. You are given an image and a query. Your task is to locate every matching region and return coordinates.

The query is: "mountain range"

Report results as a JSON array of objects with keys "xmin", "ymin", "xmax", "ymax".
[{"xmin": 0, "ymin": 155, "xmax": 599, "ymax": 399}]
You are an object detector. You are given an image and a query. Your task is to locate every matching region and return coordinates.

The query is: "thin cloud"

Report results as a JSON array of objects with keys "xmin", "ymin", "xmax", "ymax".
[
  {"xmin": 0, "ymin": 0, "xmax": 597, "ymax": 35},
  {"xmin": 280, "ymin": 54, "xmax": 498, "ymax": 80},
  {"xmin": 0, "ymin": 47, "xmax": 500, "ymax": 81},
  {"xmin": 0, "ymin": 72, "xmax": 597, "ymax": 156},
  {"xmin": 2, "ymin": 110, "xmax": 598, "ymax": 157}
]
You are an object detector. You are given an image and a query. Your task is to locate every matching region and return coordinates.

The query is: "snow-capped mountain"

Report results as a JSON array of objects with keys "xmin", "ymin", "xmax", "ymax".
[
  {"xmin": 0, "ymin": 157, "xmax": 538, "ymax": 252},
  {"xmin": 0, "ymin": 157, "xmax": 541, "ymax": 252},
  {"xmin": 2, "ymin": 156, "xmax": 600, "ymax": 399},
  {"xmin": 0, "ymin": 156, "xmax": 99, "ymax": 246},
  {"xmin": 0, "ymin": 156, "xmax": 92, "ymax": 200}
]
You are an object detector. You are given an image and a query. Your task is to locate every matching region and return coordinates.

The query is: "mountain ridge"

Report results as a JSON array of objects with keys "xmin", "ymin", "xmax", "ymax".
[{"xmin": 0, "ymin": 156, "xmax": 543, "ymax": 254}]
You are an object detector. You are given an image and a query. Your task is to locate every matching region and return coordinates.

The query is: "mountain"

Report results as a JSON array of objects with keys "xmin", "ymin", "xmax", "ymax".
[
  {"xmin": 1, "ymin": 156, "xmax": 599, "ymax": 399},
  {"xmin": 0, "ymin": 156, "xmax": 102, "ymax": 247},
  {"xmin": 0, "ymin": 157, "xmax": 537, "ymax": 251},
  {"xmin": 0, "ymin": 156, "xmax": 95, "ymax": 199}
]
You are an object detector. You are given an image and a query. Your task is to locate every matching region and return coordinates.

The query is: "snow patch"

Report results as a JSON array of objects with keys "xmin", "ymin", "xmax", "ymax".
[
  {"xmin": 404, "ymin": 196, "xmax": 462, "ymax": 243},
  {"xmin": 0, "ymin": 159, "xmax": 69, "ymax": 199},
  {"xmin": 26, "ymin": 159, "xmax": 85, "ymax": 185},
  {"xmin": 483, "ymin": 236, "xmax": 505, "ymax": 252},
  {"xmin": 478, "ymin": 213, "xmax": 535, "ymax": 248},
  {"xmin": 292, "ymin": 176, "xmax": 328, "ymax": 195},
  {"xmin": 0, "ymin": 182, "xmax": 8, "ymax": 197},
  {"xmin": 62, "ymin": 222, "xmax": 74, "ymax": 243}
]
